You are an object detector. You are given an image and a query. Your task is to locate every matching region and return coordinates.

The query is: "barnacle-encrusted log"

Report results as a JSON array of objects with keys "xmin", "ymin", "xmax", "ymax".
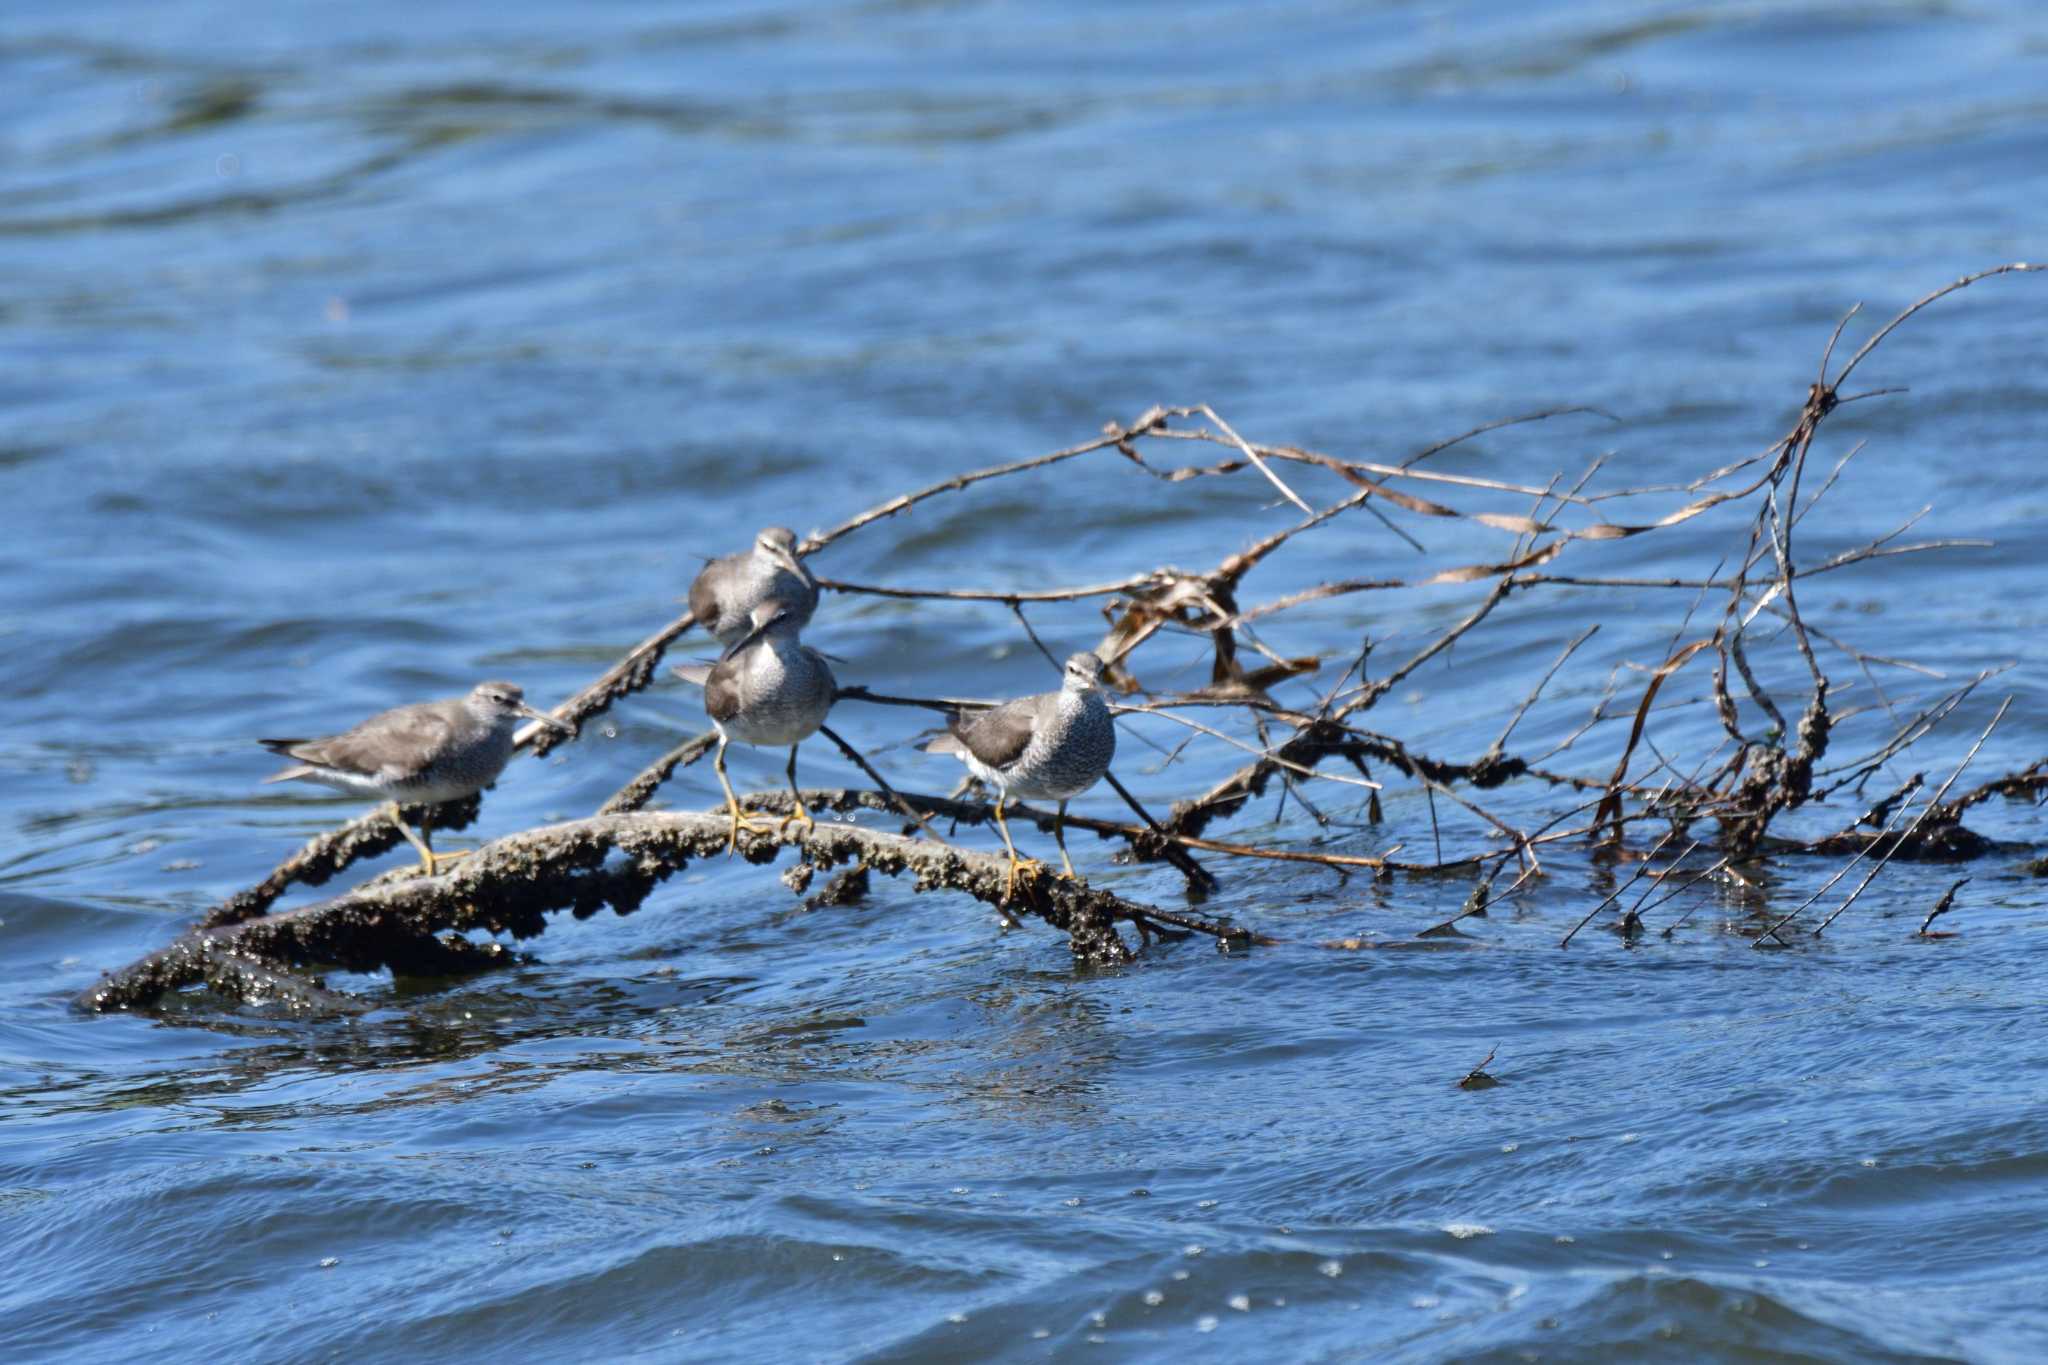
[
  {"xmin": 78, "ymin": 798, "xmax": 1199, "ymax": 1012},
  {"xmin": 201, "ymin": 794, "xmax": 483, "ymax": 929}
]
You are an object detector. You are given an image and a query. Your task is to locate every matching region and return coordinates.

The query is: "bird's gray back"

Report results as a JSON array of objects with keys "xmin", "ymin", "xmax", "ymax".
[
  {"xmin": 692, "ymin": 551, "xmax": 817, "ymax": 645},
  {"xmin": 948, "ymin": 692, "xmax": 1050, "ymax": 771},
  {"xmin": 265, "ymin": 695, "xmax": 515, "ymax": 799}
]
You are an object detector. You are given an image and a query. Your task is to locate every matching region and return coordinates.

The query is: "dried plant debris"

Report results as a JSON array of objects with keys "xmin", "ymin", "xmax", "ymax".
[
  {"xmin": 1458, "ymin": 1046, "xmax": 1502, "ymax": 1090},
  {"xmin": 1917, "ymin": 877, "xmax": 1971, "ymax": 938},
  {"xmin": 81, "ymin": 265, "xmax": 2048, "ymax": 1013},
  {"xmin": 805, "ymin": 862, "xmax": 871, "ymax": 911}
]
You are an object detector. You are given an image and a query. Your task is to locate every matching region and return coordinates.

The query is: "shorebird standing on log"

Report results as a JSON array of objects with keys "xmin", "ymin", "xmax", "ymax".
[
  {"xmin": 688, "ymin": 525, "xmax": 819, "ymax": 647},
  {"xmin": 923, "ymin": 652, "xmax": 1116, "ymax": 903},
  {"xmin": 674, "ymin": 598, "xmax": 837, "ymax": 852},
  {"xmin": 260, "ymin": 681, "xmax": 574, "ymax": 874}
]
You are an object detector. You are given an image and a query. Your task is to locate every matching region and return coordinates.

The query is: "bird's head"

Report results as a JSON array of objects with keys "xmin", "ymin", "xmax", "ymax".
[
  {"xmin": 469, "ymin": 681, "xmax": 574, "ymax": 733},
  {"xmin": 755, "ymin": 525, "xmax": 807, "ymax": 578}
]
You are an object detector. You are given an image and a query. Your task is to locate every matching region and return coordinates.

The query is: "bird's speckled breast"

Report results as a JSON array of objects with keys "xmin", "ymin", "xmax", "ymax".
[
  {"xmin": 391, "ymin": 723, "xmax": 519, "ymax": 803},
  {"xmin": 722, "ymin": 637, "xmax": 835, "ymax": 747},
  {"xmin": 1007, "ymin": 688, "xmax": 1114, "ymax": 800}
]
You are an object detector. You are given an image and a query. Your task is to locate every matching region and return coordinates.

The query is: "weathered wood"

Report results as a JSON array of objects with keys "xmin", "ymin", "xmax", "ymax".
[{"xmin": 79, "ymin": 798, "xmax": 1186, "ymax": 1012}]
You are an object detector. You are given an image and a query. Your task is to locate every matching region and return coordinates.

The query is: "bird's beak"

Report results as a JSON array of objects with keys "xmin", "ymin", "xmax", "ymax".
[
  {"xmin": 718, "ymin": 610, "xmax": 784, "ymax": 663},
  {"xmin": 517, "ymin": 702, "xmax": 576, "ymax": 735},
  {"xmin": 772, "ymin": 544, "xmax": 809, "ymax": 578}
]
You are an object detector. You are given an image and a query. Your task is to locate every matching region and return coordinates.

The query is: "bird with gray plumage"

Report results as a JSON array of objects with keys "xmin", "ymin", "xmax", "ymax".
[
  {"xmin": 673, "ymin": 598, "xmax": 837, "ymax": 852},
  {"xmin": 688, "ymin": 525, "xmax": 819, "ymax": 648},
  {"xmin": 260, "ymin": 680, "xmax": 574, "ymax": 874},
  {"xmin": 923, "ymin": 651, "xmax": 1116, "ymax": 903}
]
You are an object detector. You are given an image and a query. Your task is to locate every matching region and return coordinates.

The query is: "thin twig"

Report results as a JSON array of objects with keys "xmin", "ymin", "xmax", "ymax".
[
  {"xmin": 1918, "ymin": 878, "xmax": 1971, "ymax": 936},
  {"xmin": 1807, "ymin": 698, "xmax": 2012, "ymax": 938}
]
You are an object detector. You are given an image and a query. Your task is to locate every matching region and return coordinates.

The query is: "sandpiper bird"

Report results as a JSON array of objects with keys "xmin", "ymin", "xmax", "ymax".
[
  {"xmin": 260, "ymin": 681, "xmax": 572, "ymax": 874},
  {"xmin": 923, "ymin": 652, "xmax": 1116, "ymax": 902},
  {"xmin": 673, "ymin": 598, "xmax": 836, "ymax": 851},
  {"xmin": 688, "ymin": 525, "xmax": 819, "ymax": 648}
]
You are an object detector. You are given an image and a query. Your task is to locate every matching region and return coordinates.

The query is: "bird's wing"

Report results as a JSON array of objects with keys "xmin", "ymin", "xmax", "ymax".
[
  {"xmin": 802, "ymin": 644, "xmax": 836, "ymax": 694},
  {"xmin": 258, "ymin": 736, "xmax": 321, "ymax": 783},
  {"xmin": 703, "ymin": 661, "xmax": 743, "ymax": 724},
  {"xmin": 687, "ymin": 552, "xmax": 740, "ymax": 629},
  {"xmin": 281, "ymin": 699, "xmax": 459, "ymax": 782},
  {"xmin": 948, "ymin": 694, "xmax": 1044, "ymax": 770}
]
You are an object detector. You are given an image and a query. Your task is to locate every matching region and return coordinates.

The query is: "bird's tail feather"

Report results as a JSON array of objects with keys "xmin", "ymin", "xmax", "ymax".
[{"xmin": 672, "ymin": 663, "xmax": 714, "ymax": 687}]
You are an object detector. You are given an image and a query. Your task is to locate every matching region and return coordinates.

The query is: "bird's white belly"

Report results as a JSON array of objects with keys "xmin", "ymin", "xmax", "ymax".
[
  {"xmin": 388, "ymin": 777, "xmax": 482, "ymax": 804},
  {"xmin": 299, "ymin": 767, "xmax": 474, "ymax": 804},
  {"xmin": 297, "ymin": 768, "xmax": 396, "ymax": 800},
  {"xmin": 974, "ymin": 739, "xmax": 1094, "ymax": 802},
  {"xmin": 959, "ymin": 752, "xmax": 1008, "ymax": 791},
  {"xmin": 1002, "ymin": 768, "xmax": 1096, "ymax": 801},
  {"xmin": 723, "ymin": 712, "xmax": 822, "ymax": 747}
]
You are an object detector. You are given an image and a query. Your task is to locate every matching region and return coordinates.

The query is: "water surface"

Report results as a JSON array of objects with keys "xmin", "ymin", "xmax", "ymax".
[{"xmin": 5, "ymin": 2, "xmax": 2048, "ymax": 1360}]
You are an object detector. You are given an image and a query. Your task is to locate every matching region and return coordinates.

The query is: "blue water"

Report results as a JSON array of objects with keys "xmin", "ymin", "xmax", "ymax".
[{"xmin": 5, "ymin": 1, "xmax": 2048, "ymax": 1359}]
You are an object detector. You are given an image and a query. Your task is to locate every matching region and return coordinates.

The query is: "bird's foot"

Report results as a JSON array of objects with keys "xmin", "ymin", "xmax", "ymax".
[
  {"xmin": 416, "ymin": 848, "xmax": 472, "ymax": 877},
  {"xmin": 779, "ymin": 801, "xmax": 817, "ymax": 839},
  {"xmin": 1001, "ymin": 856, "xmax": 1047, "ymax": 906},
  {"xmin": 724, "ymin": 806, "xmax": 781, "ymax": 855}
]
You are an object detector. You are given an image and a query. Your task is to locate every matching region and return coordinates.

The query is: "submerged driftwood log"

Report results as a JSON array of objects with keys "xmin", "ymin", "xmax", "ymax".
[
  {"xmin": 83, "ymin": 264, "xmax": 2048, "ymax": 1013},
  {"xmin": 81, "ymin": 792, "xmax": 1266, "ymax": 1013}
]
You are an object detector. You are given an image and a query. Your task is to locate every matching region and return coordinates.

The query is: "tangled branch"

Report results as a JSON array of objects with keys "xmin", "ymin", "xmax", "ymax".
[{"xmin": 83, "ymin": 265, "xmax": 2047, "ymax": 1012}]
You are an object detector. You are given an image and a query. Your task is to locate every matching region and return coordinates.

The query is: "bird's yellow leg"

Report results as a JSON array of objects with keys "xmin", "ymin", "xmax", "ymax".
[
  {"xmin": 780, "ymin": 745, "xmax": 815, "ymax": 837},
  {"xmin": 1053, "ymin": 800, "xmax": 1077, "ymax": 880},
  {"xmin": 991, "ymin": 798, "xmax": 1044, "ymax": 904},
  {"xmin": 713, "ymin": 740, "xmax": 777, "ymax": 854},
  {"xmin": 388, "ymin": 802, "xmax": 460, "ymax": 875}
]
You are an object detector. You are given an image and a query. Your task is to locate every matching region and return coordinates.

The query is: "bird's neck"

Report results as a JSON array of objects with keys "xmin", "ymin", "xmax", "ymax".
[{"xmin": 747, "ymin": 631, "xmax": 804, "ymax": 672}]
